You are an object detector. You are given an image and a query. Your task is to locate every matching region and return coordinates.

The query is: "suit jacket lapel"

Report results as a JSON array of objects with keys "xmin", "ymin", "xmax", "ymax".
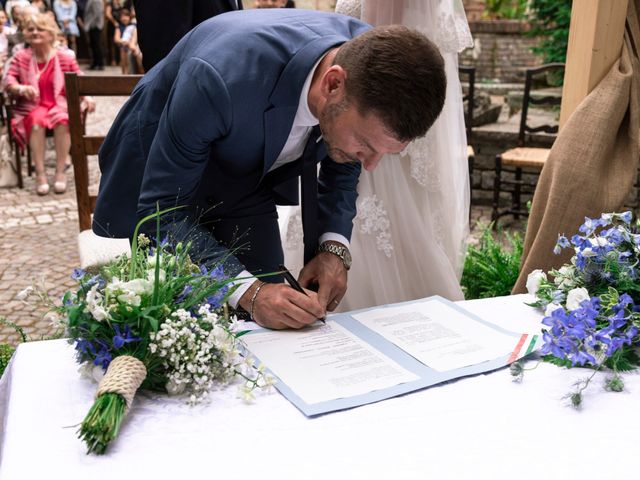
[{"xmin": 262, "ymin": 105, "xmax": 298, "ymax": 177}]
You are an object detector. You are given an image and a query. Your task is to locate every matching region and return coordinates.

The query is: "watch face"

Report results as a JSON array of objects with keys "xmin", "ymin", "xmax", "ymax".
[{"xmin": 343, "ymin": 248, "xmax": 352, "ymax": 268}]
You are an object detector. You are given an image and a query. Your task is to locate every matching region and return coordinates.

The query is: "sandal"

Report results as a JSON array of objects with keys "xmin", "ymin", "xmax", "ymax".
[
  {"xmin": 36, "ymin": 175, "xmax": 49, "ymax": 196},
  {"xmin": 53, "ymin": 173, "xmax": 67, "ymax": 194}
]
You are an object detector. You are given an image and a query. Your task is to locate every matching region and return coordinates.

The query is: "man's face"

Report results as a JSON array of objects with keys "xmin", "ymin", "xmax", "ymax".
[{"xmin": 319, "ymin": 98, "xmax": 408, "ymax": 171}]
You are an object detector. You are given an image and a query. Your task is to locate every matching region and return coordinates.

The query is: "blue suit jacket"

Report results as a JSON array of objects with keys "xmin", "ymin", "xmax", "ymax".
[{"xmin": 94, "ymin": 9, "xmax": 370, "ymax": 274}]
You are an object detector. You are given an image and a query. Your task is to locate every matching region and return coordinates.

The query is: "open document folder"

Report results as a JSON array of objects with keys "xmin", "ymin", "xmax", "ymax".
[{"xmin": 241, "ymin": 296, "xmax": 541, "ymax": 416}]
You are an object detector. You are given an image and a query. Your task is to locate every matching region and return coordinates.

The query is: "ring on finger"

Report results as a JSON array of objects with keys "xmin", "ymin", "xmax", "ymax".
[{"xmin": 332, "ymin": 299, "xmax": 340, "ymax": 305}]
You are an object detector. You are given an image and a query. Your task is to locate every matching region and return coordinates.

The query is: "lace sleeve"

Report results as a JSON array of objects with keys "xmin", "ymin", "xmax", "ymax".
[{"xmin": 335, "ymin": 0, "xmax": 362, "ymax": 19}]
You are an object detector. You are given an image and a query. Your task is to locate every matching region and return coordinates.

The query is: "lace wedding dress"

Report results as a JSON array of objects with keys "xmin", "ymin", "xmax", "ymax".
[{"xmin": 278, "ymin": 0, "xmax": 473, "ymax": 311}]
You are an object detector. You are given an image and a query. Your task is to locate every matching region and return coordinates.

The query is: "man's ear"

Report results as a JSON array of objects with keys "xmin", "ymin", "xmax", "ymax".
[{"xmin": 320, "ymin": 65, "xmax": 347, "ymax": 98}]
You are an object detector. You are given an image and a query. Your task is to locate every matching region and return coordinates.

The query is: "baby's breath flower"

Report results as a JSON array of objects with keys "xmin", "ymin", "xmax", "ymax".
[
  {"xmin": 137, "ymin": 233, "xmax": 150, "ymax": 248},
  {"xmin": 237, "ymin": 384, "xmax": 256, "ymax": 403},
  {"xmin": 16, "ymin": 286, "xmax": 34, "ymax": 301}
]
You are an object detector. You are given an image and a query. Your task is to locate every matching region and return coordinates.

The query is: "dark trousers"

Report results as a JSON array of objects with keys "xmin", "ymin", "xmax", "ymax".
[{"xmin": 88, "ymin": 27, "xmax": 104, "ymax": 68}]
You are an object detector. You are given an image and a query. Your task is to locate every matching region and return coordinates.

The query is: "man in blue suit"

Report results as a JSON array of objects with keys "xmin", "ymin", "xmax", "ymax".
[{"xmin": 94, "ymin": 9, "xmax": 446, "ymax": 329}]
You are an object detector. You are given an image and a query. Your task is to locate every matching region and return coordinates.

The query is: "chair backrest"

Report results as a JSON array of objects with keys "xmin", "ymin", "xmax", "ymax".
[
  {"xmin": 459, "ymin": 65, "xmax": 476, "ymax": 143},
  {"xmin": 518, "ymin": 63, "xmax": 565, "ymax": 147},
  {"xmin": 65, "ymin": 73, "xmax": 142, "ymax": 232}
]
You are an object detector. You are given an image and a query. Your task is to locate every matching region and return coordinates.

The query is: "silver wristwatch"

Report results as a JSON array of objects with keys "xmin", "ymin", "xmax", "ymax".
[{"xmin": 318, "ymin": 242, "xmax": 352, "ymax": 270}]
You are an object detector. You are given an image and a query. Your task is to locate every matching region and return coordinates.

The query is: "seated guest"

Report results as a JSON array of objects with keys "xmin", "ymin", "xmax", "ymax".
[{"xmin": 3, "ymin": 12, "xmax": 95, "ymax": 195}]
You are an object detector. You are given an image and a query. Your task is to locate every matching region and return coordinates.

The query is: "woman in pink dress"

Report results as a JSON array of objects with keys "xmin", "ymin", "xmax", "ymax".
[{"xmin": 4, "ymin": 12, "xmax": 95, "ymax": 195}]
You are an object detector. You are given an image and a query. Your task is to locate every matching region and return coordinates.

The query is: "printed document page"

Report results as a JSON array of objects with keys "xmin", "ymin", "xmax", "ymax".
[
  {"xmin": 352, "ymin": 301, "xmax": 518, "ymax": 372},
  {"xmin": 242, "ymin": 322, "xmax": 419, "ymax": 404}
]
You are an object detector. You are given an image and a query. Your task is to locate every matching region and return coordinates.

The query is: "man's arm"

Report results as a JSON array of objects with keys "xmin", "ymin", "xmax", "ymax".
[
  {"xmin": 135, "ymin": 58, "xmax": 324, "ymax": 327},
  {"xmin": 298, "ymin": 156, "xmax": 361, "ymax": 311},
  {"xmin": 136, "ymin": 57, "xmax": 248, "ymax": 276}
]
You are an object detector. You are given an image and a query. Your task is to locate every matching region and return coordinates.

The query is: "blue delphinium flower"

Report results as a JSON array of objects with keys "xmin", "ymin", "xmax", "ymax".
[
  {"xmin": 619, "ymin": 211, "xmax": 633, "ymax": 224},
  {"xmin": 206, "ymin": 291, "xmax": 227, "ymax": 309},
  {"xmin": 175, "ymin": 285, "xmax": 193, "ymax": 304},
  {"xmin": 112, "ymin": 324, "xmax": 141, "ymax": 350},
  {"xmin": 154, "ymin": 235, "xmax": 169, "ymax": 248},
  {"xmin": 84, "ymin": 274, "xmax": 106, "ymax": 290},
  {"xmin": 554, "ymin": 235, "xmax": 571, "ymax": 254},
  {"xmin": 579, "ymin": 216, "xmax": 604, "ymax": 236},
  {"xmin": 93, "ymin": 344, "xmax": 113, "ymax": 370},
  {"xmin": 72, "ymin": 268, "xmax": 86, "ymax": 281},
  {"xmin": 75, "ymin": 338, "xmax": 96, "ymax": 362},
  {"xmin": 209, "ymin": 264, "xmax": 225, "ymax": 281}
]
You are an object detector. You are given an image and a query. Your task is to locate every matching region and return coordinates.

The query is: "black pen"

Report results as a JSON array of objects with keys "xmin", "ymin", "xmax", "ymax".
[{"xmin": 278, "ymin": 264, "xmax": 326, "ymax": 324}]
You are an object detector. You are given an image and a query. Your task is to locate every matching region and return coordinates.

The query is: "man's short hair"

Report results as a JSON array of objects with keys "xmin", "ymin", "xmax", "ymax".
[{"xmin": 334, "ymin": 25, "xmax": 446, "ymax": 142}]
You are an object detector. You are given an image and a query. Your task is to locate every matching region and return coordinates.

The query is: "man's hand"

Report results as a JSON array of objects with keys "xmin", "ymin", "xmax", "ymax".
[
  {"xmin": 238, "ymin": 281, "xmax": 325, "ymax": 330},
  {"xmin": 298, "ymin": 249, "xmax": 347, "ymax": 312}
]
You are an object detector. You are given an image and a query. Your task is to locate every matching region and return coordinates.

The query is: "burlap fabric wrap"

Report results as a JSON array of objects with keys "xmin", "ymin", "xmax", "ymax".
[
  {"xmin": 96, "ymin": 355, "xmax": 147, "ymax": 408},
  {"xmin": 513, "ymin": 0, "xmax": 640, "ymax": 293}
]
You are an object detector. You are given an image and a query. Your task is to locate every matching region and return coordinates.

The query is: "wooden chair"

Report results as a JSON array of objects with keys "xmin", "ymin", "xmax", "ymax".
[
  {"xmin": 459, "ymin": 65, "xmax": 476, "ymax": 215},
  {"xmin": 3, "ymin": 94, "xmax": 26, "ymax": 188},
  {"xmin": 65, "ymin": 72, "xmax": 143, "ymax": 268},
  {"xmin": 491, "ymin": 63, "xmax": 565, "ymax": 225}
]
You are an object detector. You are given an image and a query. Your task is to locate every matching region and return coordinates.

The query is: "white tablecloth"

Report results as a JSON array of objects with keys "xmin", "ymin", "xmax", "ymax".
[{"xmin": 1, "ymin": 294, "xmax": 638, "ymax": 480}]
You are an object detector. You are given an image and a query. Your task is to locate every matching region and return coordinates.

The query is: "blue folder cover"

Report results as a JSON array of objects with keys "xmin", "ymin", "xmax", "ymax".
[{"xmin": 243, "ymin": 296, "xmax": 539, "ymax": 417}]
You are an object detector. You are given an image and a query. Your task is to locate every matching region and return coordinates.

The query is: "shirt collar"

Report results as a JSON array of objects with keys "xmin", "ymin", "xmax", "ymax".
[{"xmin": 296, "ymin": 53, "xmax": 328, "ymax": 127}]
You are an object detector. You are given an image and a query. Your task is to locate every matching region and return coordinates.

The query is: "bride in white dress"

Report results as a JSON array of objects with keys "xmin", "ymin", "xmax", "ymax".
[{"xmin": 278, "ymin": 0, "xmax": 473, "ymax": 311}]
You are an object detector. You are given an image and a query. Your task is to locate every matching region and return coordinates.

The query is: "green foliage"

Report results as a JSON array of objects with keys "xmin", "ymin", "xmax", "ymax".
[
  {"xmin": 0, "ymin": 317, "xmax": 27, "ymax": 378},
  {"xmin": 483, "ymin": 0, "xmax": 528, "ymax": 20},
  {"xmin": 461, "ymin": 223, "xmax": 523, "ymax": 300},
  {"xmin": 0, "ymin": 343, "xmax": 15, "ymax": 378},
  {"xmin": 528, "ymin": 0, "xmax": 572, "ymax": 65}
]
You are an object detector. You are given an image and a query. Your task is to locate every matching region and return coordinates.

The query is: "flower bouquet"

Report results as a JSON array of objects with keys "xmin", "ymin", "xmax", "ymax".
[
  {"xmin": 50, "ymin": 211, "xmax": 273, "ymax": 454},
  {"xmin": 524, "ymin": 211, "xmax": 640, "ymax": 406}
]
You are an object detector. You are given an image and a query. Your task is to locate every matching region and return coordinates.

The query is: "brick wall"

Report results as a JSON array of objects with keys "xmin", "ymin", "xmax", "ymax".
[{"xmin": 460, "ymin": 20, "xmax": 542, "ymax": 84}]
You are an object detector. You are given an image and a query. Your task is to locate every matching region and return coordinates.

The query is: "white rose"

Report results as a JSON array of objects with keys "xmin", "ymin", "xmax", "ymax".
[
  {"xmin": 120, "ymin": 278, "xmax": 153, "ymax": 295},
  {"xmin": 117, "ymin": 291, "xmax": 141, "ymax": 307},
  {"xmin": 91, "ymin": 306, "xmax": 110, "ymax": 322},
  {"xmin": 544, "ymin": 303, "xmax": 563, "ymax": 317},
  {"xmin": 566, "ymin": 287, "xmax": 590, "ymax": 311},
  {"xmin": 526, "ymin": 269, "xmax": 547, "ymax": 296}
]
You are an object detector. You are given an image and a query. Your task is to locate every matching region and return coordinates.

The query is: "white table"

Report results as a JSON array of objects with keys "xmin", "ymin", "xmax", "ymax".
[{"xmin": 1, "ymin": 294, "xmax": 638, "ymax": 480}]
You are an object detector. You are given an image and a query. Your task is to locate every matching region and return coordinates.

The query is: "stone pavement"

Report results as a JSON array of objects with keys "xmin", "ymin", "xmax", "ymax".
[
  {"xmin": 0, "ymin": 66, "xmax": 127, "ymax": 344},
  {"xmin": 0, "ymin": 67, "xmax": 525, "ymax": 345}
]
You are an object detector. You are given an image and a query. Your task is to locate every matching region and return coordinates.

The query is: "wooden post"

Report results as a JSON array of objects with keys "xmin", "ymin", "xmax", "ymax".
[{"xmin": 559, "ymin": 0, "xmax": 628, "ymax": 128}]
